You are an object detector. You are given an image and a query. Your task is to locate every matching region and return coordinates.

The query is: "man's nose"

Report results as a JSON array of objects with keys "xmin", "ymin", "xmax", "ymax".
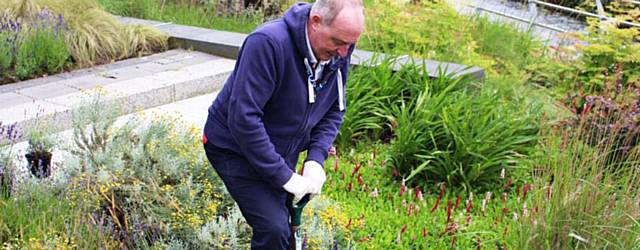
[{"xmin": 337, "ymin": 45, "xmax": 349, "ymax": 57}]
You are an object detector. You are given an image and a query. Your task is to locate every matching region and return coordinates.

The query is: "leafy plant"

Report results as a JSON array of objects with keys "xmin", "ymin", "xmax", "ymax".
[
  {"xmin": 0, "ymin": 122, "xmax": 21, "ymax": 197},
  {"xmin": 0, "ymin": 183, "xmax": 118, "ymax": 248},
  {"xmin": 0, "ymin": 0, "xmax": 168, "ymax": 71}
]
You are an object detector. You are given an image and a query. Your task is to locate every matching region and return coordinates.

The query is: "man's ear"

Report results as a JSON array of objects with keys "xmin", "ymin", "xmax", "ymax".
[{"xmin": 309, "ymin": 14, "xmax": 323, "ymax": 31}]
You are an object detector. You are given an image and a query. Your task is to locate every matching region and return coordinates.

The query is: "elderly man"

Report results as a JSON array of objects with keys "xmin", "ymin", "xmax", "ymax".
[{"xmin": 202, "ymin": 0, "xmax": 364, "ymax": 248}]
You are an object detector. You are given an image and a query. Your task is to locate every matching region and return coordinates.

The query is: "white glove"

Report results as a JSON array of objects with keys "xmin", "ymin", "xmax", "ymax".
[
  {"xmin": 303, "ymin": 161, "xmax": 326, "ymax": 195},
  {"xmin": 282, "ymin": 173, "xmax": 319, "ymax": 202}
]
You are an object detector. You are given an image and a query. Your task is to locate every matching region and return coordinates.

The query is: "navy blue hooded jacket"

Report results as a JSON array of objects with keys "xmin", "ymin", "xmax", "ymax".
[{"xmin": 203, "ymin": 2, "xmax": 353, "ymax": 189}]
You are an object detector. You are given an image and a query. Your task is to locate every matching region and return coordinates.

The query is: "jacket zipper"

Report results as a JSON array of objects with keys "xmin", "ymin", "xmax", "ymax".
[{"xmin": 286, "ymin": 101, "xmax": 313, "ymax": 157}]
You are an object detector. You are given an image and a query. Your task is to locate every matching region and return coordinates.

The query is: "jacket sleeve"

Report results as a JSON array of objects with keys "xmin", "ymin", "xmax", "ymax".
[
  {"xmin": 227, "ymin": 33, "xmax": 293, "ymax": 188},
  {"xmin": 305, "ymin": 57, "xmax": 350, "ymax": 166}
]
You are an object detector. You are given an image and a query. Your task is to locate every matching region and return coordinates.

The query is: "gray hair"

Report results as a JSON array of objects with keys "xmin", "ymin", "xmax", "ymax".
[{"xmin": 310, "ymin": 0, "xmax": 363, "ymax": 25}]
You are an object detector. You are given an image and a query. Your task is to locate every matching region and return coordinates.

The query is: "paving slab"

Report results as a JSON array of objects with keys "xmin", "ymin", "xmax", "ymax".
[
  {"xmin": 0, "ymin": 49, "xmax": 233, "ymax": 139},
  {"xmin": 16, "ymin": 82, "xmax": 79, "ymax": 100},
  {"xmin": 0, "ymin": 93, "xmax": 34, "ymax": 108}
]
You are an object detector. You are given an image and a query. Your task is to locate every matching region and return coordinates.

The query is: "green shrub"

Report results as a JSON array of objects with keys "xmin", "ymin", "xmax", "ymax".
[
  {"xmin": 65, "ymin": 93, "xmax": 236, "ymax": 248},
  {"xmin": 339, "ymin": 60, "xmax": 540, "ymax": 191},
  {"xmin": 0, "ymin": 184, "xmax": 117, "ymax": 248}
]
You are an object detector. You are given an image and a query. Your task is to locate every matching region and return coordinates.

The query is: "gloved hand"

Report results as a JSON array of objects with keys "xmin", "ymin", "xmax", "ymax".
[
  {"xmin": 283, "ymin": 173, "xmax": 319, "ymax": 203},
  {"xmin": 302, "ymin": 161, "xmax": 326, "ymax": 196}
]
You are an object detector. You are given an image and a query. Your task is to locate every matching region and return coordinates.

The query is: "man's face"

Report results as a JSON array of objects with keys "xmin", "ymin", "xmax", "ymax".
[{"xmin": 309, "ymin": 6, "xmax": 364, "ymax": 61}]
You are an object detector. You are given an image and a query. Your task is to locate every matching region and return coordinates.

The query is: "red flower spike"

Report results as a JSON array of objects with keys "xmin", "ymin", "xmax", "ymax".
[
  {"xmin": 401, "ymin": 224, "xmax": 407, "ymax": 234},
  {"xmin": 392, "ymin": 167, "xmax": 399, "ymax": 177},
  {"xmin": 504, "ymin": 178, "xmax": 513, "ymax": 190},
  {"xmin": 431, "ymin": 194, "xmax": 442, "ymax": 213},
  {"xmin": 340, "ymin": 172, "xmax": 345, "ymax": 180},
  {"xmin": 357, "ymin": 173, "xmax": 364, "ymax": 186},
  {"xmin": 466, "ymin": 199, "xmax": 473, "ymax": 213},
  {"xmin": 347, "ymin": 182, "xmax": 353, "ymax": 192},
  {"xmin": 516, "ymin": 186, "xmax": 521, "ymax": 197},
  {"xmin": 333, "ymin": 157, "xmax": 339, "ymax": 172},
  {"xmin": 476, "ymin": 237, "xmax": 481, "ymax": 250},
  {"xmin": 346, "ymin": 218, "xmax": 352, "ymax": 229},
  {"xmin": 454, "ymin": 194, "xmax": 461, "ymax": 210},
  {"xmin": 422, "ymin": 227, "xmax": 427, "ymax": 237},
  {"xmin": 351, "ymin": 162, "xmax": 362, "ymax": 177}
]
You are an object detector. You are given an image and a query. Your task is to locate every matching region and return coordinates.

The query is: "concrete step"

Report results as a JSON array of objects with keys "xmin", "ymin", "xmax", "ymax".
[{"xmin": 0, "ymin": 49, "xmax": 235, "ymax": 134}]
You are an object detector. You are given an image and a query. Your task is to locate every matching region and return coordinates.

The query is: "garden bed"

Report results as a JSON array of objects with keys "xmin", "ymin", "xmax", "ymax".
[{"xmin": 0, "ymin": 0, "xmax": 168, "ymax": 85}]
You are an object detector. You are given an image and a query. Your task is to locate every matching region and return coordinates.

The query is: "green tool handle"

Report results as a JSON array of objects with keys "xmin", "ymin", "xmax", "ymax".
[{"xmin": 290, "ymin": 194, "xmax": 311, "ymax": 227}]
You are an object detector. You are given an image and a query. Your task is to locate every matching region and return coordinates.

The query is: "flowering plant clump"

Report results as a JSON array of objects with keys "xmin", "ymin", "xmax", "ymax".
[
  {"xmin": 0, "ymin": 121, "xmax": 21, "ymax": 196},
  {"xmin": 63, "ymin": 95, "xmax": 235, "ymax": 248},
  {"xmin": 0, "ymin": 8, "xmax": 70, "ymax": 83}
]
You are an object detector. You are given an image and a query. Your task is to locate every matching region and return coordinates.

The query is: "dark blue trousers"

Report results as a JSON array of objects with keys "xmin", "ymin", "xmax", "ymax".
[{"xmin": 204, "ymin": 142, "xmax": 292, "ymax": 249}]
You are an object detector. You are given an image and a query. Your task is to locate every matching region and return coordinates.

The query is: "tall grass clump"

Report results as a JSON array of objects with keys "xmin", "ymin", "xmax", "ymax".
[
  {"xmin": 514, "ymin": 110, "xmax": 640, "ymax": 249},
  {"xmin": 98, "ymin": 0, "xmax": 265, "ymax": 34},
  {"xmin": 0, "ymin": 0, "xmax": 167, "ymax": 69},
  {"xmin": 471, "ymin": 16, "xmax": 541, "ymax": 75}
]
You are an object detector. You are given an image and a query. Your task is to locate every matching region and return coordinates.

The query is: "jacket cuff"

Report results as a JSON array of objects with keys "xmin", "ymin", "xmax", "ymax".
[
  {"xmin": 273, "ymin": 167, "xmax": 295, "ymax": 188},
  {"xmin": 306, "ymin": 147, "xmax": 328, "ymax": 167}
]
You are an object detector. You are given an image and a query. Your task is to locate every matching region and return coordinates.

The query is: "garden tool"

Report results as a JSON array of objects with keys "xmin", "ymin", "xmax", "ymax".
[{"xmin": 289, "ymin": 193, "xmax": 311, "ymax": 250}]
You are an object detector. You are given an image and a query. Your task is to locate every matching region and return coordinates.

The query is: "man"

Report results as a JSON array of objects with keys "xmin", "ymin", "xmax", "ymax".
[{"xmin": 202, "ymin": 0, "xmax": 364, "ymax": 248}]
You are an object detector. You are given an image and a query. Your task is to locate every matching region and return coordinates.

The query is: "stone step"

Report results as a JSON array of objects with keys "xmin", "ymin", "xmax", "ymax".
[{"xmin": 0, "ymin": 49, "xmax": 235, "ymax": 135}]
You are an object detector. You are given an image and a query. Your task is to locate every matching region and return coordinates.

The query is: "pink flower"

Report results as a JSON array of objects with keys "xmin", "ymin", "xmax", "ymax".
[
  {"xmin": 371, "ymin": 188, "xmax": 378, "ymax": 199},
  {"xmin": 328, "ymin": 146, "xmax": 337, "ymax": 156},
  {"xmin": 417, "ymin": 190, "xmax": 423, "ymax": 201},
  {"xmin": 408, "ymin": 202, "xmax": 414, "ymax": 216}
]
